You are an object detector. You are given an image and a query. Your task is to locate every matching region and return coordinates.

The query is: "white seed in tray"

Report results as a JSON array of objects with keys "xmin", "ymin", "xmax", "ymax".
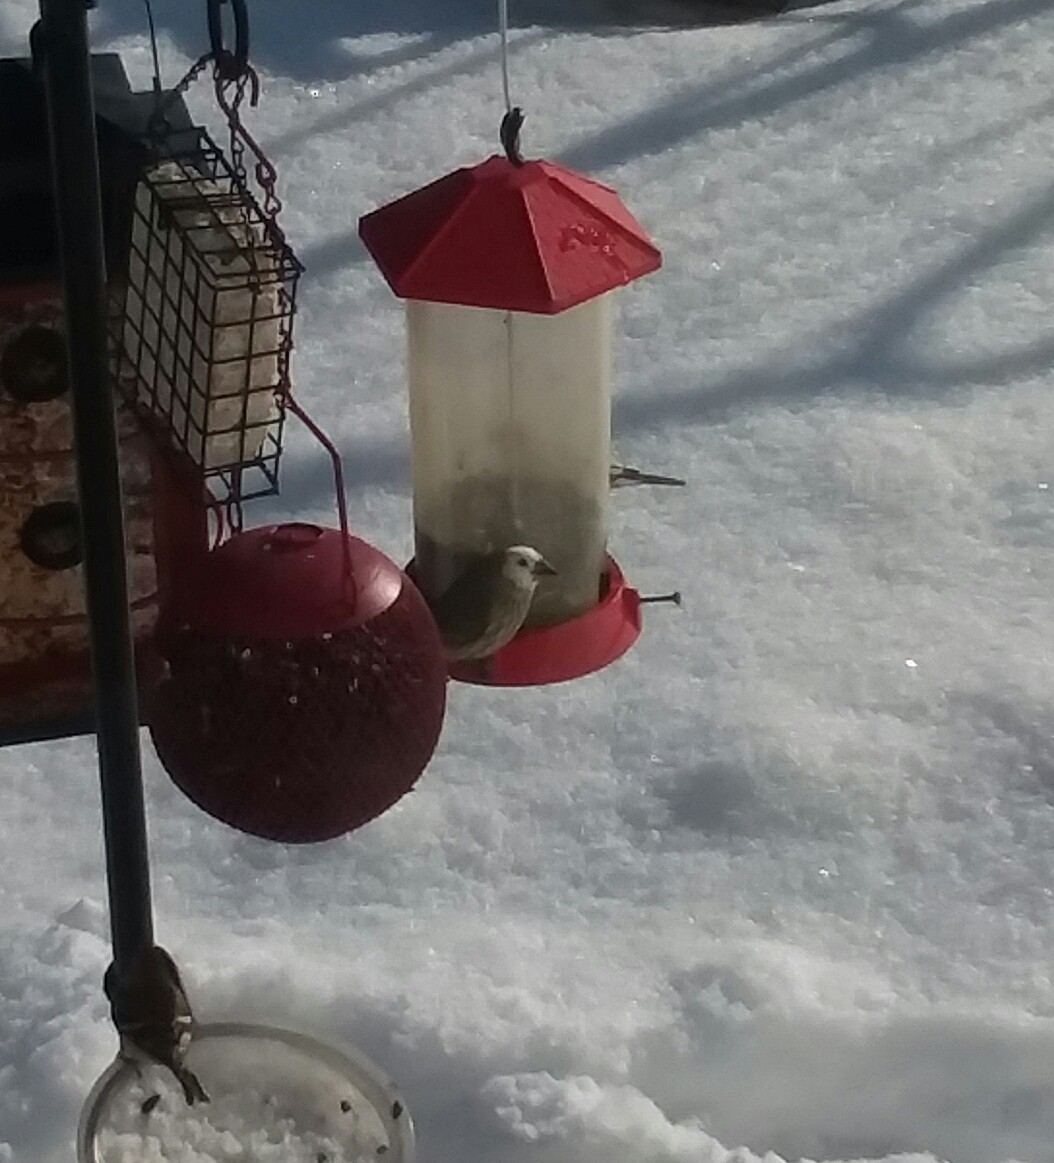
[{"xmin": 90, "ymin": 1034, "xmax": 395, "ymax": 1163}]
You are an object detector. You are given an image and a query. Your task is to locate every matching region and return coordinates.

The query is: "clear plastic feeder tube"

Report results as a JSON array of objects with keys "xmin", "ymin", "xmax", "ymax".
[{"xmin": 408, "ymin": 294, "xmax": 613, "ymax": 628}]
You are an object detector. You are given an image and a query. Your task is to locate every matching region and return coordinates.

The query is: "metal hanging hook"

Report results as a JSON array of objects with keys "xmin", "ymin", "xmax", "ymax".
[
  {"xmin": 207, "ymin": 0, "xmax": 249, "ymax": 81},
  {"xmin": 279, "ymin": 393, "xmax": 357, "ymax": 608}
]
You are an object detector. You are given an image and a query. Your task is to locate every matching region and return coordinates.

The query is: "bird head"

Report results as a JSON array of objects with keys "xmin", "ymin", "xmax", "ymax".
[{"xmin": 501, "ymin": 545, "xmax": 557, "ymax": 588}]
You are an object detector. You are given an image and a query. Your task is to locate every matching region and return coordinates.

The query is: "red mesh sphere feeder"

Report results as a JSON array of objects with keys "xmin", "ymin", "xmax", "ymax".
[
  {"xmin": 359, "ymin": 150, "xmax": 662, "ymax": 686},
  {"xmin": 149, "ymin": 521, "xmax": 447, "ymax": 843}
]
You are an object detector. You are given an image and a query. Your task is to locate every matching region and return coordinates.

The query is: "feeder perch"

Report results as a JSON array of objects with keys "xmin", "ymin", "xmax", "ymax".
[
  {"xmin": 359, "ymin": 155, "xmax": 661, "ymax": 685},
  {"xmin": 109, "ymin": 125, "xmax": 302, "ymax": 506},
  {"xmin": 148, "ymin": 522, "xmax": 448, "ymax": 843}
]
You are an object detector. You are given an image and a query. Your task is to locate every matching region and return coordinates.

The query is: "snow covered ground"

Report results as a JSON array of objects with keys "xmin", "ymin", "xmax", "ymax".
[{"xmin": 5, "ymin": 0, "xmax": 1054, "ymax": 1159}]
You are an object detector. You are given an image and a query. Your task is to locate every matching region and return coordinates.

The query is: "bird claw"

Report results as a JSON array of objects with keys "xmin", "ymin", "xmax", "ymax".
[
  {"xmin": 105, "ymin": 946, "xmax": 209, "ymax": 1105},
  {"xmin": 176, "ymin": 1064, "xmax": 211, "ymax": 1105}
]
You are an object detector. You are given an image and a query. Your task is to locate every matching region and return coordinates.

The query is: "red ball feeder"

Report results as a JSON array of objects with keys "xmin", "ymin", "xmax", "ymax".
[
  {"xmin": 149, "ymin": 523, "xmax": 447, "ymax": 843},
  {"xmin": 360, "ymin": 150, "xmax": 661, "ymax": 687}
]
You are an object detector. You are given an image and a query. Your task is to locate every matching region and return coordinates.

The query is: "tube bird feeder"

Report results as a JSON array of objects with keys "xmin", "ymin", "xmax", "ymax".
[{"xmin": 359, "ymin": 153, "xmax": 661, "ymax": 686}]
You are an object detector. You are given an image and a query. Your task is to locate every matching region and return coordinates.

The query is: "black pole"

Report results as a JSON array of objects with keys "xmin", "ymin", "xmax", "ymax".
[{"xmin": 37, "ymin": 0, "xmax": 154, "ymax": 977}]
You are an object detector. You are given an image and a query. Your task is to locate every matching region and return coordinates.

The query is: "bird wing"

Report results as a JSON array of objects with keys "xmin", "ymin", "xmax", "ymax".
[{"xmin": 429, "ymin": 557, "xmax": 504, "ymax": 652}]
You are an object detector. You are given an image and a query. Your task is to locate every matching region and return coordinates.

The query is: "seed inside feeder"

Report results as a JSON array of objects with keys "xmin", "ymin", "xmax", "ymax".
[{"xmin": 414, "ymin": 474, "xmax": 605, "ymax": 628}]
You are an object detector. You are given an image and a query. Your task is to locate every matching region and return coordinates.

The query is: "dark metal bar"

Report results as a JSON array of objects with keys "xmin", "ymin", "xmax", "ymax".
[
  {"xmin": 639, "ymin": 591, "xmax": 682, "ymax": 606},
  {"xmin": 38, "ymin": 0, "xmax": 154, "ymax": 975}
]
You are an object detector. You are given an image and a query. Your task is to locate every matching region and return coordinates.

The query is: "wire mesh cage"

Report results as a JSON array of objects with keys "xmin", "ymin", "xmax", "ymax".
[{"xmin": 109, "ymin": 125, "xmax": 302, "ymax": 504}]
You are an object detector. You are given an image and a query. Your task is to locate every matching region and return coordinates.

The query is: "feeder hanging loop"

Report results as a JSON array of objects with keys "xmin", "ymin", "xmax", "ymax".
[
  {"xmin": 207, "ymin": 0, "xmax": 249, "ymax": 81},
  {"xmin": 500, "ymin": 106, "xmax": 526, "ymax": 167},
  {"xmin": 279, "ymin": 391, "xmax": 358, "ymax": 606}
]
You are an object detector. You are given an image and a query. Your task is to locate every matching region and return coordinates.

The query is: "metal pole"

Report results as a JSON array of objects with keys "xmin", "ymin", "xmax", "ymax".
[{"xmin": 38, "ymin": 0, "xmax": 154, "ymax": 977}]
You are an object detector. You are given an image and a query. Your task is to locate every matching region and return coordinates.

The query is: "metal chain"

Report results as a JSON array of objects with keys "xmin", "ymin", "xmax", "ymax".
[
  {"xmin": 146, "ymin": 51, "xmax": 213, "ymax": 141},
  {"xmin": 145, "ymin": 7, "xmax": 283, "ymax": 229},
  {"xmin": 213, "ymin": 66, "xmax": 285, "ymax": 228}
]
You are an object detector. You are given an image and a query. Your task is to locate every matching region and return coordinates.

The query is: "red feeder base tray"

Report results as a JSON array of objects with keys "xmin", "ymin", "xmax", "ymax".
[{"xmin": 410, "ymin": 555, "xmax": 642, "ymax": 687}]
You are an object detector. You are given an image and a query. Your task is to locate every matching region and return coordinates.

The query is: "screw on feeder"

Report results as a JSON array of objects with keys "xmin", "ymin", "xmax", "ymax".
[
  {"xmin": 19, "ymin": 499, "xmax": 84, "ymax": 570},
  {"xmin": 0, "ymin": 321, "xmax": 68, "ymax": 402}
]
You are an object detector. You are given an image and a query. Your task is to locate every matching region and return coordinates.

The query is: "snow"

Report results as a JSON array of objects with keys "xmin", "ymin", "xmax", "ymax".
[{"xmin": 5, "ymin": 0, "xmax": 1054, "ymax": 1160}]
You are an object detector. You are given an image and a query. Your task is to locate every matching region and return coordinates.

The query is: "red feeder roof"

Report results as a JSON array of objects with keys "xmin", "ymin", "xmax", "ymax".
[{"xmin": 358, "ymin": 155, "xmax": 662, "ymax": 315}]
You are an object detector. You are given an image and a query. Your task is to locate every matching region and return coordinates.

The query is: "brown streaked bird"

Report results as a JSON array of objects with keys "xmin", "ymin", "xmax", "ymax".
[
  {"xmin": 429, "ymin": 545, "xmax": 557, "ymax": 661},
  {"xmin": 103, "ymin": 945, "xmax": 210, "ymax": 1105}
]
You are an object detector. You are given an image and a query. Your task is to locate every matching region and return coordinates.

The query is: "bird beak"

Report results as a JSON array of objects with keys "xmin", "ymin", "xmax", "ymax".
[{"xmin": 536, "ymin": 557, "xmax": 558, "ymax": 576}]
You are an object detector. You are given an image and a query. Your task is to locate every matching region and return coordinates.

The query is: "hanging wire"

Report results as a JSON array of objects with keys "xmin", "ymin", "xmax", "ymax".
[
  {"xmin": 497, "ymin": 0, "xmax": 525, "ymax": 166},
  {"xmin": 142, "ymin": 0, "xmax": 163, "ymax": 96},
  {"xmin": 498, "ymin": 0, "xmax": 512, "ymax": 114},
  {"xmin": 497, "ymin": 0, "xmax": 525, "ymax": 540}
]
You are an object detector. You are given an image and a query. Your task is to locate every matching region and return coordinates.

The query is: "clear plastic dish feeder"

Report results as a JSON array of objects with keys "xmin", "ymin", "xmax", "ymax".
[
  {"xmin": 359, "ymin": 155, "xmax": 662, "ymax": 686},
  {"xmin": 78, "ymin": 1022, "xmax": 414, "ymax": 1163}
]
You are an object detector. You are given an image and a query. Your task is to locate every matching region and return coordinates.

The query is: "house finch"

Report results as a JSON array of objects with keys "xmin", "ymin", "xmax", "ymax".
[
  {"xmin": 103, "ymin": 945, "xmax": 210, "ymax": 1105},
  {"xmin": 428, "ymin": 545, "xmax": 556, "ymax": 660}
]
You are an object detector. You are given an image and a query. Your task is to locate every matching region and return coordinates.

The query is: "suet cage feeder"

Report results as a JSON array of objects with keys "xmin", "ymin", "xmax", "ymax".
[
  {"xmin": 108, "ymin": 125, "xmax": 299, "ymax": 506},
  {"xmin": 359, "ymin": 154, "xmax": 661, "ymax": 686}
]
